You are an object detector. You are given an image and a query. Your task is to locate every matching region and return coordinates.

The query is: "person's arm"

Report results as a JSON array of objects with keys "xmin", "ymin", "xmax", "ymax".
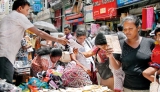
[
  {"xmin": 82, "ymin": 49, "xmax": 95, "ymax": 58},
  {"xmin": 70, "ymin": 53, "xmax": 85, "ymax": 68},
  {"xmin": 105, "ymin": 46, "xmax": 121, "ymax": 70},
  {"xmin": 70, "ymin": 48, "xmax": 90, "ymax": 72},
  {"xmin": 108, "ymin": 54, "xmax": 121, "ymax": 70},
  {"xmin": 28, "ymin": 27, "xmax": 68, "ymax": 45}
]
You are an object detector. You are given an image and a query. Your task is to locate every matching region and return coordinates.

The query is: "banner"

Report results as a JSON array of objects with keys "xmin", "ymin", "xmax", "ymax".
[
  {"xmin": 117, "ymin": 0, "xmax": 140, "ymax": 7},
  {"xmin": 91, "ymin": 24, "xmax": 100, "ymax": 35},
  {"xmin": 66, "ymin": 18, "xmax": 84, "ymax": 24},
  {"xmin": 93, "ymin": 0, "xmax": 117, "ymax": 20},
  {"xmin": 84, "ymin": 5, "xmax": 95, "ymax": 22}
]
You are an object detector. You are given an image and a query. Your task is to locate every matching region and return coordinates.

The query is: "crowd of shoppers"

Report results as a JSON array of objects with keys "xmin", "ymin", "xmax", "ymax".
[{"xmin": 0, "ymin": 1, "xmax": 160, "ymax": 92}]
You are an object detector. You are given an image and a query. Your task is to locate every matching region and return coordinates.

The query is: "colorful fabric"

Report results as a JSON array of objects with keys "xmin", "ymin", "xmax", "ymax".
[
  {"xmin": 142, "ymin": 7, "xmax": 154, "ymax": 31},
  {"xmin": 150, "ymin": 62, "xmax": 160, "ymax": 69},
  {"xmin": 61, "ymin": 62, "xmax": 92, "ymax": 88},
  {"xmin": 151, "ymin": 45, "xmax": 160, "ymax": 64}
]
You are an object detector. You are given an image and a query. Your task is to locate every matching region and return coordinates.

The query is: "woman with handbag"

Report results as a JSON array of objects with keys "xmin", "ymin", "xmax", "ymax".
[{"xmin": 81, "ymin": 25, "xmax": 117, "ymax": 90}]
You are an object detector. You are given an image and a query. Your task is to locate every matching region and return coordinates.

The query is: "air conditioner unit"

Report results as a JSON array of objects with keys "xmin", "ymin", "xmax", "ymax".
[{"xmin": 129, "ymin": 7, "xmax": 142, "ymax": 15}]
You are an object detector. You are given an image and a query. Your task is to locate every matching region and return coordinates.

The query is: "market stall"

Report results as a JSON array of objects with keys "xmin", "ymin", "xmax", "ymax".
[{"xmin": 8, "ymin": 61, "xmax": 113, "ymax": 92}]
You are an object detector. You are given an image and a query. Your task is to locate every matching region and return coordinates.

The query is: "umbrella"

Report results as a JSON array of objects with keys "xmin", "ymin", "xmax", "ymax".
[{"xmin": 33, "ymin": 21, "xmax": 57, "ymax": 32}]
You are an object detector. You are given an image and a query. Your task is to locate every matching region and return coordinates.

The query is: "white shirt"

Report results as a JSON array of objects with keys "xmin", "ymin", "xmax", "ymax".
[
  {"xmin": 0, "ymin": 11, "xmax": 34, "ymax": 65},
  {"xmin": 69, "ymin": 40, "xmax": 96, "ymax": 71}
]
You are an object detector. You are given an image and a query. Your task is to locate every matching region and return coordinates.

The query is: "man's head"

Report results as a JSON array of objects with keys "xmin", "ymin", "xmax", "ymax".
[
  {"xmin": 117, "ymin": 24, "xmax": 123, "ymax": 31},
  {"xmin": 12, "ymin": 0, "xmax": 30, "ymax": 16},
  {"xmin": 154, "ymin": 27, "xmax": 160, "ymax": 44},
  {"xmin": 64, "ymin": 25, "xmax": 71, "ymax": 35}
]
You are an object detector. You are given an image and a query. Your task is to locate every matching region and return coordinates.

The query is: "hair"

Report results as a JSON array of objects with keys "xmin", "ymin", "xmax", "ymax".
[
  {"xmin": 36, "ymin": 47, "xmax": 62, "ymax": 57},
  {"xmin": 117, "ymin": 24, "xmax": 123, "ymax": 31},
  {"xmin": 12, "ymin": 0, "xmax": 30, "ymax": 10},
  {"xmin": 121, "ymin": 15, "xmax": 142, "ymax": 28},
  {"xmin": 45, "ymin": 30, "xmax": 50, "ymax": 35},
  {"xmin": 95, "ymin": 32, "xmax": 107, "ymax": 45},
  {"xmin": 75, "ymin": 28, "xmax": 87, "ymax": 37},
  {"xmin": 154, "ymin": 27, "xmax": 160, "ymax": 36},
  {"xmin": 96, "ymin": 25, "xmax": 111, "ymax": 35},
  {"xmin": 64, "ymin": 25, "xmax": 71, "ymax": 30}
]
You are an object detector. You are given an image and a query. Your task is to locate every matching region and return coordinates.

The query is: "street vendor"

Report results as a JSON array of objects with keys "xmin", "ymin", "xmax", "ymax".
[{"xmin": 0, "ymin": 0, "xmax": 68, "ymax": 83}]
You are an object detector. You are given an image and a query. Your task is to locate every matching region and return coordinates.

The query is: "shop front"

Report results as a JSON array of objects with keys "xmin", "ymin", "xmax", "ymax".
[
  {"xmin": 65, "ymin": 4, "xmax": 84, "ymax": 32},
  {"xmin": 128, "ymin": 1, "xmax": 160, "ymax": 36},
  {"xmin": 92, "ymin": 0, "xmax": 117, "ymax": 31}
]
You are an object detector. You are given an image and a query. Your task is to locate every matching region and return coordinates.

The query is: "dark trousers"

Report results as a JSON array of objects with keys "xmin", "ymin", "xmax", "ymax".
[
  {"xmin": 0, "ymin": 57, "xmax": 14, "ymax": 83},
  {"xmin": 32, "ymin": 48, "xmax": 35, "ymax": 60}
]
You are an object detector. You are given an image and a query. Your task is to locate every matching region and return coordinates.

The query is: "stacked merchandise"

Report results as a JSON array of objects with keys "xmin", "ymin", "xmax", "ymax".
[{"xmin": 14, "ymin": 61, "xmax": 30, "ymax": 74}]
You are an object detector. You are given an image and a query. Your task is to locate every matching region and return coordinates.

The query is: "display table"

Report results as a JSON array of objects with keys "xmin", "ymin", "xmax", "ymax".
[
  {"xmin": 39, "ymin": 85, "xmax": 113, "ymax": 92},
  {"xmin": 13, "ymin": 63, "xmax": 31, "ymax": 86}
]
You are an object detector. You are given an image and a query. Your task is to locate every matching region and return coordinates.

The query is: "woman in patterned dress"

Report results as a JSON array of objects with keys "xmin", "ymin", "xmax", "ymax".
[{"xmin": 31, "ymin": 47, "xmax": 62, "ymax": 77}]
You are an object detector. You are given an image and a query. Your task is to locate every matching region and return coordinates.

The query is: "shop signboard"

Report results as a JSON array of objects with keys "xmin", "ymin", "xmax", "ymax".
[
  {"xmin": 93, "ymin": 0, "xmax": 117, "ymax": 20},
  {"xmin": 117, "ymin": 0, "xmax": 140, "ymax": 7},
  {"xmin": 33, "ymin": 3, "xmax": 41, "ymax": 12},
  {"xmin": 34, "ymin": 0, "xmax": 41, "ymax": 3},
  {"xmin": 84, "ymin": 5, "xmax": 95, "ymax": 22},
  {"xmin": 65, "ymin": 13, "xmax": 83, "ymax": 20},
  {"xmin": 66, "ymin": 18, "xmax": 84, "ymax": 24}
]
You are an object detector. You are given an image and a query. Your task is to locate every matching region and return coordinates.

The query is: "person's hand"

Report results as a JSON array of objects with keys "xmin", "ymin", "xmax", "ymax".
[
  {"xmin": 104, "ymin": 45, "xmax": 113, "ymax": 57},
  {"xmin": 83, "ymin": 67, "xmax": 92, "ymax": 76},
  {"xmin": 73, "ymin": 48, "xmax": 78, "ymax": 55},
  {"xmin": 57, "ymin": 38, "xmax": 69, "ymax": 45}
]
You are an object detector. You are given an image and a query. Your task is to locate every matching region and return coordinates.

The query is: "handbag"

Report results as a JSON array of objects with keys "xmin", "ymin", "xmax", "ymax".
[
  {"xmin": 150, "ymin": 71, "xmax": 159, "ymax": 92},
  {"xmin": 59, "ymin": 51, "xmax": 71, "ymax": 62},
  {"xmin": 94, "ymin": 48, "xmax": 113, "ymax": 80}
]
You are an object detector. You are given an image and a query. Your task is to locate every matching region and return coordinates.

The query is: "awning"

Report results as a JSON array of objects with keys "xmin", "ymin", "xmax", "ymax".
[
  {"xmin": 72, "ymin": 21, "xmax": 84, "ymax": 25},
  {"xmin": 66, "ymin": 18, "xmax": 84, "ymax": 24},
  {"xmin": 129, "ymin": 2, "xmax": 160, "ymax": 15}
]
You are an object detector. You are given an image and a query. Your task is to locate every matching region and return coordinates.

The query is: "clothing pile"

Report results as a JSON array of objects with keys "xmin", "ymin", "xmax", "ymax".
[
  {"xmin": 61, "ymin": 62, "xmax": 92, "ymax": 87},
  {"xmin": 19, "ymin": 69, "xmax": 64, "ymax": 91},
  {"xmin": 0, "ymin": 79, "xmax": 22, "ymax": 92}
]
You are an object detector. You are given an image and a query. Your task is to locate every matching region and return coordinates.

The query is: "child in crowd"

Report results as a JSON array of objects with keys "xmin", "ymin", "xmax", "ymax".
[{"xmin": 143, "ymin": 27, "xmax": 160, "ymax": 82}]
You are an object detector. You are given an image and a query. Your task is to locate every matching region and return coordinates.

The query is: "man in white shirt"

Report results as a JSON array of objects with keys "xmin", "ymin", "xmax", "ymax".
[{"xmin": 0, "ymin": 0, "xmax": 67, "ymax": 83}]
